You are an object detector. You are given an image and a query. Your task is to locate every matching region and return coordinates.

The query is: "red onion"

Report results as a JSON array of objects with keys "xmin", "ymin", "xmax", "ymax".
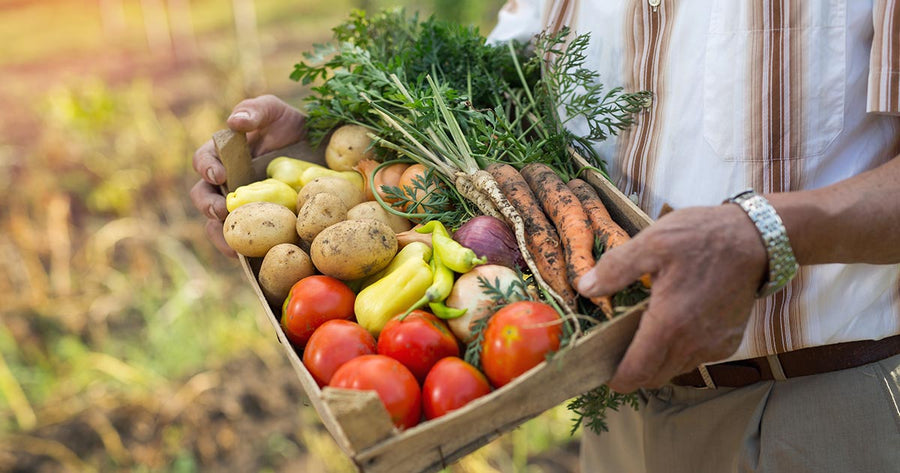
[{"xmin": 452, "ymin": 216, "xmax": 525, "ymax": 270}]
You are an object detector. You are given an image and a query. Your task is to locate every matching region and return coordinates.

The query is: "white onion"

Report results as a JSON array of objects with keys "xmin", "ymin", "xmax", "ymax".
[{"xmin": 445, "ymin": 265, "xmax": 529, "ymax": 342}]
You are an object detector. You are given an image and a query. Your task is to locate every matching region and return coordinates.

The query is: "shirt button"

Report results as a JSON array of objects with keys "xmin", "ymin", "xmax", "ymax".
[{"xmin": 649, "ymin": 0, "xmax": 661, "ymax": 9}]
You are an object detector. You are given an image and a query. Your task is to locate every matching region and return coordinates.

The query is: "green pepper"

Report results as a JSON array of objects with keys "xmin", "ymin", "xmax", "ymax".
[
  {"xmin": 415, "ymin": 220, "xmax": 450, "ymax": 238},
  {"xmin": 399, "ymin": 251, "xmax": 455, "ymax": 319},
  {"xmin": 428, "ymin": 301, "xmax": 467, "ymax": 320},
  {"xmin": 432, "ymin": 232, "xmax": 486, "ymax": 274},
  {"xmin": 354, "ymin": 256, "xmax": 433, "ymax": 336},
  {"xmin": 225, "ymin": 178, "xmax": 298, "ymax": 212},
  {"xmin": 266, "ymin": 157, "xmax": 324, "ymax": 191},
  {"xmin": 416, "ymin": 221, "xmax": 486, "ymax": 273}
]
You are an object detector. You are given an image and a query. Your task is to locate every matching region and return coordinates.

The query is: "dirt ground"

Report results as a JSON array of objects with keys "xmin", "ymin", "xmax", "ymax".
[{"xmin": 1, "ymin": 353, "xmax": 581, "ymax": 473}]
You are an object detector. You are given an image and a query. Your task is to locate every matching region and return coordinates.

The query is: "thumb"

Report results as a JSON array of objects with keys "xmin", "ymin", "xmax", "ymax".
[
  {"xmin": 577, "ymin": 239, "xmax": 656, "ymax": 297},
  {"xmin": 226, "ymin": 95, "xmax": 286, "ymax": 133}
]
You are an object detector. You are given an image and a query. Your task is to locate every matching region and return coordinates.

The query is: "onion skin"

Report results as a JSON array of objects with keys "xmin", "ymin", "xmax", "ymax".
[
  {"xmin": 445, "ymin": 265, "xmax": 528, "ymax": 342},
  {"xmin": 452, "ymin": 216, "xmax": 525, "ymax": 270}
]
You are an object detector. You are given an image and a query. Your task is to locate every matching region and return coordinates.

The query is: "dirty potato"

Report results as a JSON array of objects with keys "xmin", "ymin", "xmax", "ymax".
[
  {"xmin": 295, "ymin": 193, "xmax": 348, "ymax": 245},
  {"xmin": 296, "ymin": 175, "xmax": 365, "ymax": 211},
  {"xmin": 223, "ymin": 202, "xmax": 298, "ymax": 257},
  {"xmin": 324, "ymin": 124, "xmax": 375, "ymax": 171},
  {"xmin": 346, "ymin": 201, "xmax": 412, "ymax": 233},
  {"xmin": 310, "ymin": 219, "xmax": 397, "ymax": 281},
  {"xmin": 258, "ymin": 243, "xmax": 316, "ymax": 305}
]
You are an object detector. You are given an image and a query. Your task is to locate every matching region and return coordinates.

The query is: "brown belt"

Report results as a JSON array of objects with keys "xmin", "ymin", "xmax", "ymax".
[{"xmin": 671, "ymin": 334, "xmax": 900, "ymax": 389}]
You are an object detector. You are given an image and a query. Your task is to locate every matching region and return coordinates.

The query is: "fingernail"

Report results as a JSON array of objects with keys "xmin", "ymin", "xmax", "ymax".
[
  {"xmin": 206, "ymin": 168, "xmax": 217, "ymax": 183},
  {"xmin": 229, "ymin": 110, "xmax": 251, "ymax": 121},
  {"xmin": 577, "ymin": 271, "xmax": 598, "ymax": 293},
  {"xmin": 207, "ymin": 205, "xmax": 218, "ymax": 220}
]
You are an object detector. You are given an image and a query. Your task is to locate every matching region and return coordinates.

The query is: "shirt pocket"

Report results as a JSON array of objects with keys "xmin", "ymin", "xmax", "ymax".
[{"xmin": 703, "ymin": 0, "xmax": 846, "ymax": 162}]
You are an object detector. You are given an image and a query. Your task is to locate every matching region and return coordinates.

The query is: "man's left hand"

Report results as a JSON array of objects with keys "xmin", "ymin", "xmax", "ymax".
[{"xmin": 576, "ymin": 204, "xmax": 768, "ymax": 393}]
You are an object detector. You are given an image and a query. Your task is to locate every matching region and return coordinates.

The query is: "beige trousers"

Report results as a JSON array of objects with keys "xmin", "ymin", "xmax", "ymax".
[{"xmin": 579, "ymin": 354, "xmax": 900, "ymax": 473}]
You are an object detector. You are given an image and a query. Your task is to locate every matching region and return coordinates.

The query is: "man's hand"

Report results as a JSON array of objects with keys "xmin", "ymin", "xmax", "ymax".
[
  {"xmin": 190, "ymin": 95, "xmax": 306, "ymax": 257},
  {"xmin": 576, "ymin": 204, "xmax": 768, "ymax": 393}
]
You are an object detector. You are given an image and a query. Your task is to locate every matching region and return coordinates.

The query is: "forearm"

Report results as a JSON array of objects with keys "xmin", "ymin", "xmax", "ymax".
[{"xmin": 769, "ymin": 155, "xmax": 900, "ymax": 266}]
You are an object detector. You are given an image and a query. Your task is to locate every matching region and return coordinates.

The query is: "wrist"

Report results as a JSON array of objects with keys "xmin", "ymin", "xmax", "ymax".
[{"xmin": 725, "ymin": 189, "xmax": 799, "ymax": 298}]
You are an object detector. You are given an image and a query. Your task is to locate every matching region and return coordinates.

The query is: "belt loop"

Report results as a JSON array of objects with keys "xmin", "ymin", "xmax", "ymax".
[
  {"xmin": 698, "ymin": 364, "xmax": 717, "ymax": 389},
  {"xmin": 766, "ymin": 354, "xmax": 788, "ymax": 381}
]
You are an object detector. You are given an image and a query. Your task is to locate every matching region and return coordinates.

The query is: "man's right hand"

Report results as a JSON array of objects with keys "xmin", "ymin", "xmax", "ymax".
[{"xmin": 190, "ymin": 95, "xmax": 307, "ymax": 257}]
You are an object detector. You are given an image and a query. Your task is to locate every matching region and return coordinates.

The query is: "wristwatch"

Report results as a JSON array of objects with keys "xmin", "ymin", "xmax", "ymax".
[{"xmin": 725, "ymin": 189, "xmax": 799, "ymax": 298}]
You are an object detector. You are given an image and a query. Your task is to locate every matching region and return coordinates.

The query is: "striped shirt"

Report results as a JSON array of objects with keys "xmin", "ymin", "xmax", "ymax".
[{"xmin": 490, "ymin": 0, "xmax": 900, "ymax": 361}]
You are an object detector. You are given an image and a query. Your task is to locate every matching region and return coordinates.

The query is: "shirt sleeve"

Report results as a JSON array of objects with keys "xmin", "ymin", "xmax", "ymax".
[
  {"xmin": 868, "ymin": 0, "xmax": 900, "ymax": 114},
  {"xmin": 486, "ymin": 0, "xmax": 547, "ymax": 45}
]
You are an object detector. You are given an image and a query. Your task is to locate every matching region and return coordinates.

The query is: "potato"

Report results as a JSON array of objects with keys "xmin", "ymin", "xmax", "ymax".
[
  {"xmin": 310, "ymin": 219, "xmax": 398, "ymax": 281},
  {"xmin": 258, "ymin": 243, "xmax": 315, "ymax": 305},
  {"xmin": 297, "ymin": 176, "xmax": 365, "ymax": 211},
  {"xmin": 223, "ymin": 202, "xmax": 298, "ymax": 257},
  {"xmin": 325, "ymin": 124, "xmax": 375, "ymax": 171},
  {"xmin": 347, "ymin": 201, "xmax": 412, "ymax": 233},
  {"xmin": 295, "ymin": 193, "xmax": 348, "ymax": 245}
]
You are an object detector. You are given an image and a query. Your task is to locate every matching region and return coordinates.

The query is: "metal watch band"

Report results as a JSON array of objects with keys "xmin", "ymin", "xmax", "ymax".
[{"xmin": 726, "ymin": 189, "xmax": 799, "ymax": 298}]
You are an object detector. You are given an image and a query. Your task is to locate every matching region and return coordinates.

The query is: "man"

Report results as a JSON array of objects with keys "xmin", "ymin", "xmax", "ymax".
[{"xmin": 192, "ymin": 1, "xmax": 900, "ymax": 471}]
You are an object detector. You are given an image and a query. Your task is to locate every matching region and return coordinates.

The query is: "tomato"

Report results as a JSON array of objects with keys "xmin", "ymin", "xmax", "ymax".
[
  {"xmin": 330, "ymin": 354, "xmax": 422, "ymax": 429},
  {"xmin": 422, "ymin": 357, "xmax": 492, "ymax": 420},
  {"xmin": 377, "ymin": 310, "xmax": 460, "ymax": 383},
  {"xmin": 281, "ymin": 275, "xmax": 356, "ymax": 347},
  {"xmin": 480, "ymin": 301, "xmax": 562, "ymax": 388},
  {"xmin": 303, "ymin": 320, "xmax": 376, "ymax": 387}
]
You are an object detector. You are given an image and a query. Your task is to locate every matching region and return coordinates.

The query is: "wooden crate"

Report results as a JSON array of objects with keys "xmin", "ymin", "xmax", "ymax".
[{"xmin": 214, "ymin": 130, "xmax": 652, "ymax": 473}]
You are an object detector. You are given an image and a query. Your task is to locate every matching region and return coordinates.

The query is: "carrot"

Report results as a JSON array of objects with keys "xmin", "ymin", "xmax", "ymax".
[
  {"xmin": 568, "ymin": 178, "xmax": 652, "ymax": 289},
  {"xmin": 519, "ymin": 164, "xmax": 613, "ymax": 318},
  {"xmin": 566, "ymin": 179, "xmax": 631, "ymax": 251},
  {"xmin": 486, "ymin": 163, "xmax": 578, "ymax": 308}
]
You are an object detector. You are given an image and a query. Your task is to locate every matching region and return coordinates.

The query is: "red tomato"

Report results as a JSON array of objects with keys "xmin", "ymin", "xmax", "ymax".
[
  {"xmin": 281, "ymin": 275, "xmax": 355, "ymax": 347},
  {"xmin": 330, "ymin": 354, "xmax": 422, "ymax": 429},
  {"xmin": 422, "ymin": 357, "xmax": 492, "ymax": 420},
  {"xmin": 303, "ymin": 320, "xmax": 376, "ymax": 387},
  {"xmin": 480, "ymin": 301, "xmax": 562, "ymax": 388},
  {"xmin": 377, "ymin": 310, "xmax": 460, "ymax": 383}
]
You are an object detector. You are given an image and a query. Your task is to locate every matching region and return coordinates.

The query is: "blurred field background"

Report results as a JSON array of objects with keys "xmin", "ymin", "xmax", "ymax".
[{"xmin": 0, "ymin": 0, "xmax": 585, "ymax": 471}]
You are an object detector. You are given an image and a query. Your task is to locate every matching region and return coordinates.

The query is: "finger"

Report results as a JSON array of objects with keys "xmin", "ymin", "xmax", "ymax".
[
  {"xmin": 228, "ymin": 95, "xmax": 306, "ymax": 155},
  {"xmin": 193, "ymin": 140, "xmax": 225, "ymax": 185},
  {"xmin": 577, "ymin": 238, "xmax": 659, "ymax": 298},
  {"xmin": 607, "ymin": 307, "xmax": 672, "ymax": 393},
  {"xmin": 206, "ymin": 219, "xmax": 237, "ymax": 258},
  {"xmin": 190, "ymin": 179, "xmax": 228, "ymax": 221},
  {"xmin": 226, "ymin": 94, "xmax": 294, "ymax": 133}
]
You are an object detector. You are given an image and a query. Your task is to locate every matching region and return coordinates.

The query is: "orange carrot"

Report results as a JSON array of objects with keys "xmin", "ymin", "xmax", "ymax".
[
  {"xmin": 519, "ymin": 164, "xmax": 613, "ymax": 318},
  {"xmin": 566, "ymin": 179, "xmax": 631, "ymax": 251},
  {"xmin": 568, "ymin": 178, "xmax": 652, "ymax": 289},
  {"xmin": 486, "ymin": 163, "xmax": 578, "ymax": 308}
]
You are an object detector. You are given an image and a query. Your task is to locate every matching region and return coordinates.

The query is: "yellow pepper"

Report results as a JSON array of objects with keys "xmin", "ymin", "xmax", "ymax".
[
  {"xmin": 359, "ymin": 241, "xmax": 432, "ymax": 288},
  {"xmin": 225, "ymin": 178, "xmax": 298, "ymax": 212},
  {"xmin": 354, "ymin": 256, "xmax": 433, "ymax": 336},
  {"xmin": 299, "ymin": 166, "xmax": 365, "ymax": 191},
  {"xmin": 266, "ymin": 157, "xmax": 324, "ymax": 190},
  {"xmin": 399, "ymin": 251, "xmax": 455, "ymax": 319}
]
